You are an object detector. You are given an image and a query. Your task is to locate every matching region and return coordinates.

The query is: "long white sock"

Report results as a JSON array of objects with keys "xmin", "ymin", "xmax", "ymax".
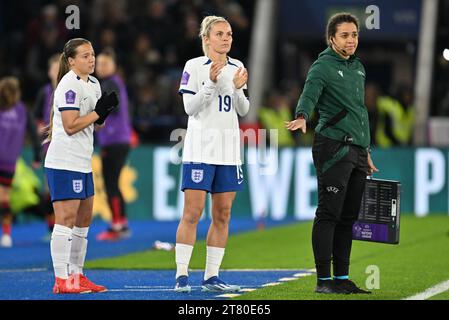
[
  {"xmin": 50, "ymin": 224, "xmax": 72, "ymax": 279},
  {"xmin": 69, "ymin": 226, "xmax": 89, "ymax": 275},
  {"xmin": 204, "ymin": 246, "xmax": 225, "ymax": 281},
  {"xmin": 175, "ymin": 243, "xmax": 193, "ymax": 278}
]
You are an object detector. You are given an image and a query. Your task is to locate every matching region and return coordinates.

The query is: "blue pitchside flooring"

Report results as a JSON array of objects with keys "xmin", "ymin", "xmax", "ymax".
[
  {"xmin": 0, "ymin": 217, "xmax": 311, "ymax": 300},
  {"xmin": 0, "ymin": 269, "xmax": 313, "ymax": 300}
]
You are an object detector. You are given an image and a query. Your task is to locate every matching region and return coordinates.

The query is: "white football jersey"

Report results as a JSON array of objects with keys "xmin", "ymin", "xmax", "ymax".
[
  {"xmin": 179, "ymin": 56, "xmax": 249, "ymax": 165},
  {"xmin": 45, "ymin": 70, "xmax": 101, "ymax": 173}
]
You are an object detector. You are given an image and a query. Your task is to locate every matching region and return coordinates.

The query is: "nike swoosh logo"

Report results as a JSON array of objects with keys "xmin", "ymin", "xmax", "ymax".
[{"xmin": 238, "ymin": 180, "xmax": 243, "ymax": 185}]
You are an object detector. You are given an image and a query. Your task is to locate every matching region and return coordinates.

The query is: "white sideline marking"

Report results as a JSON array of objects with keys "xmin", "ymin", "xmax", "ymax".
[
  {"xmin": 239, "ymin": 288, "xmax": 256, "ymax": 292},
  {"xmin": 109, "ymin": 289, "xmax": 176, "ymax": 292},
  {"xmin": 125, "ymin": 285, "xmax": 199, "ymax": 289},
  {"xmin": 294, "ymin": 273, "xmax": 314, "ymax": 277},
  {"xmin": 404, "ymin": 279, "xmax": 449, "ymax": 300},
  {"xmin": 124, "ymin": 285, "xmax": 252, "ymax": 289},
  {"xmin": 0, "ymin": 268, "xmax": 47, "ymax": 273},
  {"xmin": 279, "ymin": 277, "xmax": 298, "ymax": 282},
  {"xmin": 262, "ymin": 282, "xmax": 281, "ymax": 287},
  {"xmin": 190, "ymin": 268, "xmax": 304, "ymax": 272},
  {"xmin": 216, "ymin": 293, "xmax": 241, "ymax": 298}
]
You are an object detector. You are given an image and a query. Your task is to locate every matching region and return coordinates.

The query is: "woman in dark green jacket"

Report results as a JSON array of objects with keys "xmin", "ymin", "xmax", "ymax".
[{"xmin": 286, "ymin": 13, "xmax": 378, "ymax": 294}]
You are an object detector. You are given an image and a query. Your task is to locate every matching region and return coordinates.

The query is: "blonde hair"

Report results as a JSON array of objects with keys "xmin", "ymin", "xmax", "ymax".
[
  {"xmin": 199, "ymin": 16, "xmax": 230, "ymax": 56},
  {"xmin": 44, "ymin": 38, "xmax": 91, "ymax": 144}
]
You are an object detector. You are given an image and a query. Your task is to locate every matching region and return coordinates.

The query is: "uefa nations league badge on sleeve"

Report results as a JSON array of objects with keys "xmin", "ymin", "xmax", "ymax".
[
  {"xmin": 181, "ymin": 72, "xmax": 190, "ymax": 85},
  {"xmin": 65, "ymin": 90, "xmax": 76, "ymax": 104}
]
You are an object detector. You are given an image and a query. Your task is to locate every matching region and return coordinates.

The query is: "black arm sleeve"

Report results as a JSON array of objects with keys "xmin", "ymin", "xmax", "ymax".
[
  {"xmin": 384, "ymin": 113, "xmax": 400, "ymax": 145},
  {"xmin": 26, "ymin": 111, "xmax": 42, "ymax": 162}
]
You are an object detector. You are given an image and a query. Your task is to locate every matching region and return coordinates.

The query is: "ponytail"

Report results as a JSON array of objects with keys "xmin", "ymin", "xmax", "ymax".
[
  {"xmin": 43, "ymin": 53, "xmax": 67, "ymax": 144},
  {"xmin": 56, "ymin": 52, "xmax": 71, "ymax": 85}
]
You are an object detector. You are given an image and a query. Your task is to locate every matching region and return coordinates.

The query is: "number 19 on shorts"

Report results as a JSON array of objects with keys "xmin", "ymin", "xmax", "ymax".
[{"xmin": 218, "ymin": 95, "xmax": 232, "ymax": 112}]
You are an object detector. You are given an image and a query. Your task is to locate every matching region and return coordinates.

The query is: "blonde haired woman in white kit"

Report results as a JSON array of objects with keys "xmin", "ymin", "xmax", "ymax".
[{"xmin": 175, "ymin": 16, "xmax": 250, "ymax": 292}]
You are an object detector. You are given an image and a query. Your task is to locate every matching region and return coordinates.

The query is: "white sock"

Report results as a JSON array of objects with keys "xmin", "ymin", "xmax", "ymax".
[
  {"xmin": 50, "ymin": 224, "xmax": 72, "ymax": 279},
  {"xmin": 69, "ymin": 226, "xmax": 89, "ymax": 275},
  {"xmin": 204, "ymin": 246, "xmax": 225, "ymax": 281},
  {"xmin": 175, "ymin": 243, "xmax": 193, "ymax": 278}
]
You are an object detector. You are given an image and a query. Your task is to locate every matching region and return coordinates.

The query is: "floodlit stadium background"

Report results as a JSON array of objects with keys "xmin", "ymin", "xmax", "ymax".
[{"xmin": 1, "ymin": 0, "xmax": 449, "ymax": 301}]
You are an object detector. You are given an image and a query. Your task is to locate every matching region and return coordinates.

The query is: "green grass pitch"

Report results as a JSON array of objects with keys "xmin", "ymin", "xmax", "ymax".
[{"xmin": 86, "ymin": 215, "xmax": 449, "ymax": 300}]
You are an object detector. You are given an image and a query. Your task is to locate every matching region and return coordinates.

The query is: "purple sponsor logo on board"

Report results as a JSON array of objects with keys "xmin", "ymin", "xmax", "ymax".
[{"xmin": 353, "ymin": 222, "xmax": 388, "ymax": 242}]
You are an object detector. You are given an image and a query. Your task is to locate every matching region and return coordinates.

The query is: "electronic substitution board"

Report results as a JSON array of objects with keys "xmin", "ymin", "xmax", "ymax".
[{"xmin": 353, "ymin": 178, "xmax": 401, "ymax": 244}]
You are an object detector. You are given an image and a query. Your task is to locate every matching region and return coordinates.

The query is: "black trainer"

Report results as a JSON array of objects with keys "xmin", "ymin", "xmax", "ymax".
[
  {"xmin": 315, "ymin": 280, "xmax": 348, "ymax": 294},
  {"xmin": 334, "ymin": 279, "xmax": 372, "ymax": 294}
]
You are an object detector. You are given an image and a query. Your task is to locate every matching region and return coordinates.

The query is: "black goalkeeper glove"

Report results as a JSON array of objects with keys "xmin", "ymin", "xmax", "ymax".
[{"xmin": 94, "ymin": 91, "xmax": 119, "ymax": 125}]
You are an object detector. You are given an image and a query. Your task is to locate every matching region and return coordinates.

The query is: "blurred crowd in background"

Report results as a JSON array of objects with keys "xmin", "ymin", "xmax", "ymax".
[
  {"xmin": 2, "ymin": 0, "xmax": 448, "ymax": 148},
  {"xmin": 0, "ymin": 0, "xmax": 253, "ymax": 143}
]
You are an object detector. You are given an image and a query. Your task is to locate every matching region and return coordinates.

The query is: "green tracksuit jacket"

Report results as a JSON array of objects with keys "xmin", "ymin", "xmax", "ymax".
[{"xmin": 295, "ymin": 46, "xmax": 370, "ymax": 149}]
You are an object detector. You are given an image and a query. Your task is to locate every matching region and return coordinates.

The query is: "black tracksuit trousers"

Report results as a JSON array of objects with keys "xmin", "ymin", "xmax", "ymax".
[
  {"xmin": 311, "ymin": 133, "xmax": 369, "ymax": 279},
  {"xmin": 101, "ymin": 143, "xmax": 130, "ymax": 223}
]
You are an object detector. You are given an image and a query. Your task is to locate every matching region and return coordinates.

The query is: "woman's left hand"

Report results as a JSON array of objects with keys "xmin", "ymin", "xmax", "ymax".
[
  {"xmin": 367, "ymin": 152, "xmax": 379, "ymax": 176},
  {"xmin": 233, "ymin": 67, "xmax": 248, "ymax": 89}
]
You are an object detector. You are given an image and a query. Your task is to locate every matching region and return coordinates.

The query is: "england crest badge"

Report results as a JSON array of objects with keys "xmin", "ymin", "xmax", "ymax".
[
  {"xmin": 191, "ymin": 170, "xmax": 203, "ymax": 184},
  {"xmin": 73, "ymin": 179, "xmax": 83, "ymax": 194}
]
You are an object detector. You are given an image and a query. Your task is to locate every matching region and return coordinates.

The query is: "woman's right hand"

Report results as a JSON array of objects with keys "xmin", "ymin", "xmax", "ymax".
[
  {"xmin": 285, "ymin": 117, "xmax": 307, "ymax": 134},
  {"xmin": 94, "ymin": 91, "xmax": 118, "ymax": 125},
  {"xmin": 210, "ymin": 61, "xmax": 225, "ymax": 83}
]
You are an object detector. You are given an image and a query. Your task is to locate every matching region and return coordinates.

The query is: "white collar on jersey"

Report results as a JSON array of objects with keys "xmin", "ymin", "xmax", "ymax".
[
  {"xmin": 70, "ymin": 70, "xmax": 96, "ymax": 83},
  {"xmin": 203, "ymin": 57, "xmax": 239, "ymax": 68}
]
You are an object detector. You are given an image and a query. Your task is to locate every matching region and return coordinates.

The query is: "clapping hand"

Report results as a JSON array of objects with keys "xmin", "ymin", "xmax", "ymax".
[
  {"xmin": 233, "ymin": 67, "xmax": 248, "ymax": 89},
  {"xmin": 210, "ymin": 61, "xmax": 225, "ymax": 83}
]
